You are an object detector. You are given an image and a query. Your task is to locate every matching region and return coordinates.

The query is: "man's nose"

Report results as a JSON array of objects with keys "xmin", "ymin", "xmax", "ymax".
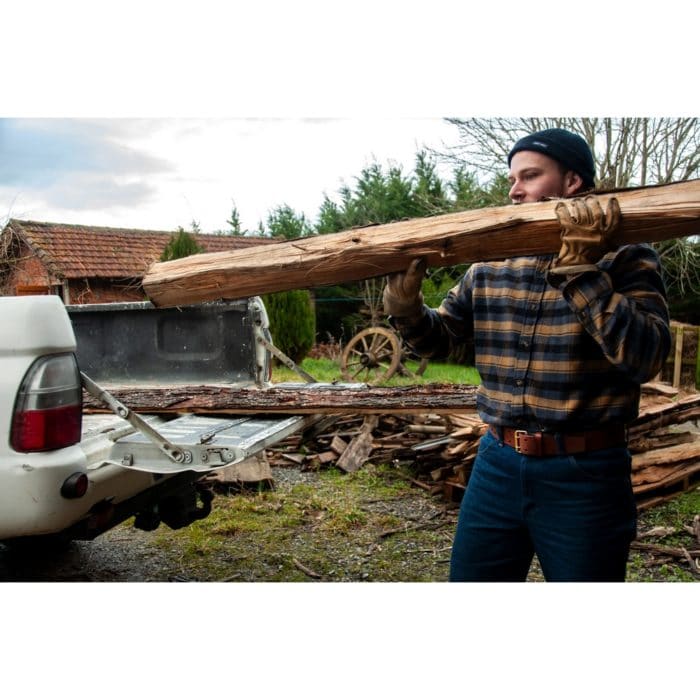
[{"xmin": 509, "ymin": 180, "xmax": 523, "ymax": 202}]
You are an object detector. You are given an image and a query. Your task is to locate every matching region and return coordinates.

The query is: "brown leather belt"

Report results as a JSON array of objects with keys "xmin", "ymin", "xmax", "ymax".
[{"xmin": 490, "ymin": 425, "xmax": 627, "ymax": 457}]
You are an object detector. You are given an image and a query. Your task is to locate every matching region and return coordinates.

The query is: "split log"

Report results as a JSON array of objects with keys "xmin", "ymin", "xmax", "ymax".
[
  {"xmin": 642, "ymin": 381, "xmax": 681, "ymax": 397},
  {"xmin": 208, "ymin": 454, "xmax": 272, "ymax": 485},
  {"xmin": 330, "ymin": 435, "xmax": 348, "ymax": 455},
  {"xmin": 629, "ymin": 394, "xmax": 700, "ymax": 437},
  {"xmin": 630, "ymin": 541, "xmax": 700, "ymax": 558},
  {"xmin": 629, "ymin": 431, "xmax": 698, "ymax": 454},
  {"xmin": 632, "ymin": 462, "xmax": 700, "ymax": 493},
  {"xmin": 336, "ymin": 415, "xmax": 379, "ymax": 473},
  {"xmin": 142, "ymin": 180, "xmax": 700, "ymax": 307},
  {"xmin": 631, "ymin": 441, "xmax": 700, "ymax": 470}
]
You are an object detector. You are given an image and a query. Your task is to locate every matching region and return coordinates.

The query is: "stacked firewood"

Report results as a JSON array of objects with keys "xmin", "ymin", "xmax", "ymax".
[
  {"xmin": 628, "ymin": 384, "xmax": 700, "ymax": 509},
  {"xmin": 266, "ymin": 382, "xmax": 700, "ymax": 510}
]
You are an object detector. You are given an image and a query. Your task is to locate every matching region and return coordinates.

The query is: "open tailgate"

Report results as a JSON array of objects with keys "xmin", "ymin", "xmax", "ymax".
[{"xmin": 92, "ymin": 413, "xmax": 317, "ymax": 474}]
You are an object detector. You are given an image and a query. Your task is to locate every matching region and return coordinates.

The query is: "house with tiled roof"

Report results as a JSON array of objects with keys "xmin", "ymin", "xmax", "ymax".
[{"xmin": 0, "ymin": 219, "xmax": 274, "ymax": 304}]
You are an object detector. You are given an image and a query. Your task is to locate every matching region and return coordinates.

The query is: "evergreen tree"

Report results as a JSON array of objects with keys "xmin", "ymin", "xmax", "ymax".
[
  {"xmin": 267, "ymin": 204, "xmax": 312, "ymax": 240},
  {"xmin": 449, "ymin": 167, "xmax": 510, "ymax": 210},
  {"xmin": 413, "ymin": 151, "xmax": 450, "ymax": 216},
  {"xmin": 315, "ymin": 196, "xmax": 345, "ymax": 234},
  {"xmin": 350, "ymin": 162, "xmax": 416, "ymax": 225},
  {"xmin": 263, "ymin": 289, "xmax": 316, "ymax": 364},
  {"xmin": 160, "ymin": 227, "xmax": 204, "ymax": 261},
  {"xmin": 263, "ymin": 204, "xmax": 316, "ymax": 360},
  {"xmin": 227, "ymin": 203, "xmax": 243, "ymax": 236}
]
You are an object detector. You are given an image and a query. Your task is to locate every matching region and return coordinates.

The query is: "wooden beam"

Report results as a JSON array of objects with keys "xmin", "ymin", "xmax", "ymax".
[{"xmin": 142, "ymin": 179, "xmax": 700, "ymax": 308}]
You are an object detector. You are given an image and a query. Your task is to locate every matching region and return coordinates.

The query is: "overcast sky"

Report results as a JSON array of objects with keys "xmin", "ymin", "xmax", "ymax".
[
  {"xmin": 0, "ymin": 118, "xmax": 460, "ymax": 234},
  {"xmin": 2, "ymin": 1, "xmax": 692, "ymax": 237}
]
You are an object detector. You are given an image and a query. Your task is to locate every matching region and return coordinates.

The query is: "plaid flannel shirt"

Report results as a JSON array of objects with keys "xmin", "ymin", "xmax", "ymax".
[{"xmin": 393, "ymin": 243, "xmax": 671, "ymax": 431}]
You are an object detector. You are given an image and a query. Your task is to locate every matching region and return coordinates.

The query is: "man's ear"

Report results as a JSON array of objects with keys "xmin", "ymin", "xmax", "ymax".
[{"xmin": 563, "ymin": 170, "xmax": 584, "ymax": 196}]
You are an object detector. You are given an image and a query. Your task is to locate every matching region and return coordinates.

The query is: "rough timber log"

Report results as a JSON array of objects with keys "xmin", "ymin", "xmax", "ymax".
[
  {"xmin": 82, "ymin": 383, "xmax": 479, "ymax": 415},
  {"xmin": 143, "ymin": 179, "xmax": 700, "ymax": 307}
]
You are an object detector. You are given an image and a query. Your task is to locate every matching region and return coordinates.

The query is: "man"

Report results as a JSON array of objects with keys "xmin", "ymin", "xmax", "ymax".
[{"xmin": 383, "ymin": 128, "xmax": 671, "ymax": 582}]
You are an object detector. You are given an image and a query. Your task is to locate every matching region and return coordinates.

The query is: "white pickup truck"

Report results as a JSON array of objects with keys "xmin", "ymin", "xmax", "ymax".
[{"xmin": 0, "ymin": 294, "xmax": 318, "ymax": 549}]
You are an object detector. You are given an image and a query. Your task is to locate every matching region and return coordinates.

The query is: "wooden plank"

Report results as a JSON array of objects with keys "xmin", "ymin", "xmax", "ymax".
[
  {"xmin": 142, "ymin": 179, "xmax": 700, "ymax": 307},
  {"xmin": 632, "ymin": 462, "xmax": 700, "ymax": 494},
  {"xmin": 336, "ymin": 415, "xmax": 379, "ymax": 472},
  {"xmin": 631, "ymin": 441, "xmax": 700, "ymax": 470},
  {"xmin": 209, "ymin": 454, "xmax": 272, "ymax": 484},
  {"xmin": 329, "ymin": 435, "xmax": 349, "ymax": 455},
  {"xmin": 642, "ymin": 381, "xmax": 680, "ymax": 397},
  {"xmin": 673, "ymin": 324, "xmax": 684, "ymax": 388},
  {"xmin": 629, "ymin": 393, "xmax": 700, "ymax": 437},
  {"xmin": 629, "ymin": 431, "xmax": 698, "ymax": 454}
]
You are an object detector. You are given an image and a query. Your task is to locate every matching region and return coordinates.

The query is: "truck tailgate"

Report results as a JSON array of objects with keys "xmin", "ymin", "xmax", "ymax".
[
  {"xmin": 101, "ymin": 413, "xmax": 315, "ymax": 474},
  {"xmin": 67, "ymin": 299, "xmax": 268, "ymax": 386}
]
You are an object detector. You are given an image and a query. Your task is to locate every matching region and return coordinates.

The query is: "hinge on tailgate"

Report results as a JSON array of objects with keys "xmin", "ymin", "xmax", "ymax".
[{"xmin": 80, "ymin": 372, "xmax": 192, "ymax": 465}]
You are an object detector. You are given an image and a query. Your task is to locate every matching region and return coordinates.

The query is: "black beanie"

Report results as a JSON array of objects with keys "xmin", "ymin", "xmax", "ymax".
[{"xmin": 507, "ymin": 128, "xmax": 596, "ymax": 189}]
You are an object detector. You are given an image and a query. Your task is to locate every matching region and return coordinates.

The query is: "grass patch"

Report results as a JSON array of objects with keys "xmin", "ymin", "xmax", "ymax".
[
  {"xmin": 126, "ymin": 471, "xmax": 700, "ymax": 582},
  {"xmin": 150, "ymin": 462, "xmax": 456, "ymax": 582},
  {"xmin": 638, "ymin": 487, "xmax": 700, "ymax": 530},
  {"xmin": 626, "ymin": 486, "xmax": 700, "ymax": 582},
  {"xmin": 273, "ymin": 357, "xmax": 481, "ymax": 386}
]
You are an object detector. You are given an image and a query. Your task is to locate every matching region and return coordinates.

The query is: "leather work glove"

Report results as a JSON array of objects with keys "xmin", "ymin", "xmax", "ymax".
[
  {"xmin": 382, "ymin": 258, "xmax": 427, "ymax": 322},
  {"xmin": 550, "ymin": 195, "xmax": 621, "ymax": 276}
]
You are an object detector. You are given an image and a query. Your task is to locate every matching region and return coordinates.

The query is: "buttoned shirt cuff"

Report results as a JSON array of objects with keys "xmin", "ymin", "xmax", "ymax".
[{"xmin": 557, "ymin": 269, "xmax": 614, "ymax": 311}]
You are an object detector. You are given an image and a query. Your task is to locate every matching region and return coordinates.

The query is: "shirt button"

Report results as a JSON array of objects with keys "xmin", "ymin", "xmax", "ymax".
[{"xmin": 515, "ymin": 379, "xmax": 523, "ymax": 386}]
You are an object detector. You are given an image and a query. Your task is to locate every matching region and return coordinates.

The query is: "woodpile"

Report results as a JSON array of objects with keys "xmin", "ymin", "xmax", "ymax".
[{"xmin": 265, "ymin": 382, "xmax": 700, "ymax": 510}]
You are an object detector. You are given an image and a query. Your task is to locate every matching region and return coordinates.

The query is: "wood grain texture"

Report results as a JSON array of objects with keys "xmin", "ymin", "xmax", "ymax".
[{"xmin": 143, "ymin": 180, "xmax": 700, "ymax": 307}]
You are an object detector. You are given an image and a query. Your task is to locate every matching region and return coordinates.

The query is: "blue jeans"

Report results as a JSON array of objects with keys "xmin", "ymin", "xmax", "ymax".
[{"xmin": 449, "ymin": 430, "xmax": 637, "ymax": 582}]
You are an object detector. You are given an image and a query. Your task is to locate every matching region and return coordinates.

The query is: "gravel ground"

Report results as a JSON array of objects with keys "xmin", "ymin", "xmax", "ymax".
[
  {"xmin": 0, "ymin": 464, "xmax": 694, "ymax": 583},
  {"xmin": 0, "ymin": 465, "xmax": 453, "ymax": 582},
  {"xmin": 0, "ymin": 466, "xmax": 333, "ymax": 582}
]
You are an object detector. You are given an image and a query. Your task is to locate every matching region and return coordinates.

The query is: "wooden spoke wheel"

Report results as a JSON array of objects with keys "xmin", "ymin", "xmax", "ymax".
[{"xmin": 340, "ymin": 327, "xmax": 402, "ymax": 384}]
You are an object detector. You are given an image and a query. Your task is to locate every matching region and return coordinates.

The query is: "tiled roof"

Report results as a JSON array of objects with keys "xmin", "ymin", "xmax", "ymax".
[{"xmin": 4, "ymin": 219, "xmax": 274, "ymax": 280}]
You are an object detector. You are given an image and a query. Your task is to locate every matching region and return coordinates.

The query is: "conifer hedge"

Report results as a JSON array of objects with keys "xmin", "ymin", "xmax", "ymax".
[{"xmin": 262, "ymin": 290, "xmax": 316, "ymax": 364}]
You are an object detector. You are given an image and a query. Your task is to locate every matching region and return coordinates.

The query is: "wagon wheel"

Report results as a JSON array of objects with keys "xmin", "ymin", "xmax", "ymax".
[
  {"xmin": 341, "ymin": 327, "xmax": 402, "ymax": 384},
  {"xmin": 415, "ymin": 355, "xmax": 429, "ymax": 376}
]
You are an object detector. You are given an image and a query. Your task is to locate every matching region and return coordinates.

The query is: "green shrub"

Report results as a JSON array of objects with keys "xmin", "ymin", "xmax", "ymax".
[
  {"xmin": 160, "ymin": 228, "xmax": 204, "ymax": 261},
  {"xmin": 263, "ymin": 290, "xmax": 316, "ymax": 364}
]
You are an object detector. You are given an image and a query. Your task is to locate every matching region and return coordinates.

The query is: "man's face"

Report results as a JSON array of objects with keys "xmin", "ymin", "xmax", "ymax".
[{"xmin": 507, "ymin": 151, "xmax": 583, "ymax": 204}]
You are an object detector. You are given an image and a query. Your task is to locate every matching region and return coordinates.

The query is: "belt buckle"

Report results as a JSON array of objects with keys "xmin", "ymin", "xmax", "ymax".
[{"xmin": 514, "ymin": 429, "xmax": 543, "ymax": 456}]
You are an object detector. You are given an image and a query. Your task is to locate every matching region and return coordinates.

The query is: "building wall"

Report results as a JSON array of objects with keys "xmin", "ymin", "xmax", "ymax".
[
  {"xmin": 1, "ymin": 241, "xmax": 53, "ymax": 295},
  {"xmin": 1, "ymin": 240, "xmax": 146, "ymax": 303},
  {"xmin": 65, "ymin": 279, "xmax": 146, "ymax": 304}
]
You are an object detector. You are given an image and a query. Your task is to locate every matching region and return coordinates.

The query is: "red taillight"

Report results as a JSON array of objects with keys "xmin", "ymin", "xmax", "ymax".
[{"xmin": 11, "ymin": 353, "xmax": 83, "ymax": 452}]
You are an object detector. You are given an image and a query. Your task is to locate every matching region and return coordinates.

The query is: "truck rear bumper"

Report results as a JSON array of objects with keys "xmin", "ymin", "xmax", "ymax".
[{"xmin": 0, "ymin": 446, "xmax": 165, "ymax": 540}]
